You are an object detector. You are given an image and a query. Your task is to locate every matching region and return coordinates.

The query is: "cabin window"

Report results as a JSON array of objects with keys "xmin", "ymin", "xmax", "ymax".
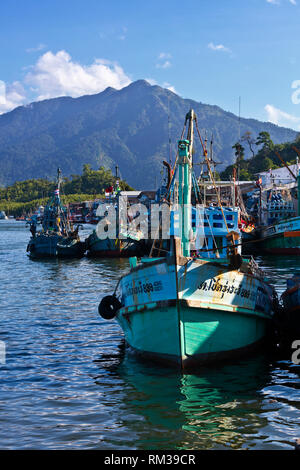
[
  {"xmin": 213, "ymin": 214, "xmax": 222, "ymax": 220},
  {"xmin": 214, "ymin": 236, "xmax": 223, "ymax": 252},
  {"xmin": 226, "ymin": 215, "xmax": 233, "ymax": 221},
  {"xmin": 213, "ymin": 222, "xmax": 223, "ymax": 228}
]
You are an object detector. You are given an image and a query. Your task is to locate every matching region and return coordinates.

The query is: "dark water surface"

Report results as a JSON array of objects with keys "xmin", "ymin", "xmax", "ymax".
[{"xmin": 0, "ymin": 220, "xmax": 299, "ymax": 450}]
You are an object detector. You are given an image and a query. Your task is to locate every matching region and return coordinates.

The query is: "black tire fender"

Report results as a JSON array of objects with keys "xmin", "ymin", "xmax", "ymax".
[{"xmin": 98, "ymin": 295, "xmax": 122, "ymax": 320}]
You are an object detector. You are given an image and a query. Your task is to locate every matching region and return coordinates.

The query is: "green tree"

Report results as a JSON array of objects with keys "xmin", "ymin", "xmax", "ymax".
[
  {"xmin": 0, "ymin": 164, "xmax": 134, "ymax": 216},
  {"xmin": 256, "ymin": 131, "xmax": 274, "ymax": 153}
]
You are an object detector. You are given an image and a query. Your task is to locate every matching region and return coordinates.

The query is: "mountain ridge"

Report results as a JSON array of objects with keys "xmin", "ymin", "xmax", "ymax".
[{"xmin": 0, "ymin": 80, "xmax": 297, "ymax": 188}]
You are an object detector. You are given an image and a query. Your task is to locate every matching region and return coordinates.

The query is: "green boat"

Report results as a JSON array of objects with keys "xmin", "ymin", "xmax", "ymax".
[
  {"xmin": 247, "ymin": 159, "xmax": 300, "ymax": 254},
  {"xmin": 259, "ymin": 215, "xmax": 300, "ymax": 254},
  {"xmin": 98, "ymin": 110, "xmax": 276, "ymax": 369}
]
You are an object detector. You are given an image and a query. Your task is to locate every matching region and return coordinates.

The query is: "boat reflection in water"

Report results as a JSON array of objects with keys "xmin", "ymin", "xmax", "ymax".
[{"xmin": 95, "ymin": 346, "xmax": 282, "ymax": 450}]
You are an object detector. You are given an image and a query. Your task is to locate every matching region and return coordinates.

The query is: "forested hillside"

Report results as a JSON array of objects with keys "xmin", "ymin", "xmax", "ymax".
[{"xmin": 0, "ymin": 80, "xmax": 297, "ymax": 189}]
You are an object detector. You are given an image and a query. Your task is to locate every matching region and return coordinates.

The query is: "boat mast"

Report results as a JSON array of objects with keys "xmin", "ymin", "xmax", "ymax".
[
  {"xmin": 56, "ymin": 167, "xmax": 62, "ymax": 215},
  {"xmin": 178, "ymin": 109, "xmax": 195, "ymax": 257},
  {"xmin": 55, "ymin": 167, "xmax": 68, "ymax": 232}
]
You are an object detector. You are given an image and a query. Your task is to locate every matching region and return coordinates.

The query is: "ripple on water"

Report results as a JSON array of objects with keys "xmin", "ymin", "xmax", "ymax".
[{"xmin": 0, "ymin": 221, "xmax": 299, "ymax": 450}]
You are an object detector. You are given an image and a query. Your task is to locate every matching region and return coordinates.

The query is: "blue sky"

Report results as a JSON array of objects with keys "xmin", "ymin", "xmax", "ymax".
[{"xmin": 1, "ymin": 0, "xmax": 300, "ymax": 129}]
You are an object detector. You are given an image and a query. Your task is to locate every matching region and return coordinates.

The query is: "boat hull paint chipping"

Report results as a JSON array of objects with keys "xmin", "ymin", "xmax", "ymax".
[{"xmin": 116, "ymin": 258, "xmax": 273, "ymax": 368}]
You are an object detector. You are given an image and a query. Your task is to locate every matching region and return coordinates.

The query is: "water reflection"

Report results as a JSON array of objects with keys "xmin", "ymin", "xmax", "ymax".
[
  {"xmin": 1, "ymin": 221, "xmax": 299, "ymax": 450},
  {"xmin": 257, "ymin": 255, "xmax": 300, "ymax": 296},
  {"xmin": 94, "ymin": 347, "xmax": 280, "ymax": 450}
]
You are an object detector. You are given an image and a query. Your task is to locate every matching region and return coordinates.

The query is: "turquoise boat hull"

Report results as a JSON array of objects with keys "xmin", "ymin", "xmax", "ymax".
[
  {"xmin": 259, "ymin": 216, "xmax": 300, "ymax": 255},
  {"xmin": 117, "ymin": 300, "xmax": 267, "ymax": 368},
  {"xmin": 116, "ymin": 257, "xmax": 274, "ymax": 368}
]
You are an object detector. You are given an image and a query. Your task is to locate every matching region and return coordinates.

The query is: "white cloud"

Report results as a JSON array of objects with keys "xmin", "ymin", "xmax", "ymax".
[
  {"xmin": 145, "ymin": 78, "xmax": 177, "ymax": 94},
  {"xmin": 265, "ymin": 104, "xmax": 300, "ymax": 130},
  {"xmin": 208, "ymin": 42, "xmax": 232, "ymax": 54},
  {"xmin": 0, "ymin": 81, "xmax": 5, "ymax": 105},
  {"xmin": 145, "ymin": 78, "xmax": 157, "ymax": 86},
  {"xmin": 0, "ymin": 81, "xmax": 27, "ymax": 114},
  {"xmin": 156, "ymin": 52, "xmax": 172, "ymax": 69},
  {"xmin": 163, "ymin": 82, "xmax": 176, "ymax": 93},
  {"xmin": 24, "ymin": 50, "xmax": 131, "ymax": 100},
  {"xmin": 26, "ymin": 43, "xmax": 47, "ymax": 53},
  {"xmin": 156, "ymin": 60, "xmax": 171, "ymax": 69},
  {"xmin": 266, "ymin": 0, "xmax": 297, "ymax": 4},
  {"xmin": 158, "ymin": 52, "xmax": 171, "ymax": 60},
  {"xmin": 0, "ymin": 50, "xmax": 132, "ymax": 114}
]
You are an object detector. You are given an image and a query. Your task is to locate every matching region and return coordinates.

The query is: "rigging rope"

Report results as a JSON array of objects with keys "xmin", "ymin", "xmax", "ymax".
[{"xmin": 195, "ymin": 117, "xmax": 230, "ymax": 234}]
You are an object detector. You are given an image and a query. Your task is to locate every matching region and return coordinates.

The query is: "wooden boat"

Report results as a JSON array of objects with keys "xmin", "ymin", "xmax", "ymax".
[
  {"xmin": 98, "ymin": 110, "xmax": 276, "ymax": 369},
  {"xmin": 27, "ymin": 169, "xmax": 86, "ymax": 258},
  {"xmin": 246, "ymin": 156, "xmax": 300, "ymax": 254},
  {"xmin": 86, "ymin": 231, "xmax": 147, "ymax": 258},
  {"xmin": 86, "ymin": 186, "xmax": 149, "ymax": 258},
  {"xmin": 259, "ymin": 216, "xmax": 300, "ymax": 254}
]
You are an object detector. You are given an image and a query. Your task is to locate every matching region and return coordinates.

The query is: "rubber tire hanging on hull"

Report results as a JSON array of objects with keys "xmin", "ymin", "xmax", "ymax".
[{"xmin": 98, "ymin": 295, "xmax": 122, "ymax": 320}]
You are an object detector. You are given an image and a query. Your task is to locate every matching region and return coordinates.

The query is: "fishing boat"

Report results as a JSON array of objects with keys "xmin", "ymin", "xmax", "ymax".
[
  {"xmin": 257, "ymin": 177, "xmax": 300, "ymax": 254},
  {"xmin": 259, "ymin": 216, "xmax": 300, "ymax": 255},
  {"xmin": 27, "ymin": 169, "xmax": 86, "ymax": 258},
  {"xmin": 245, "ymin": 152, "xmax": 300, "ymax": 254},
  {"xmin": 87, "ymin": 229, "xmax": 147, "ymax": 258},
  {"xmin": 98, "ymin": 110, "xmax": 276, "ymax": 369},
  {"xmin": 86, "ymin": 181, "xmax": 149, "ymax": 258}
]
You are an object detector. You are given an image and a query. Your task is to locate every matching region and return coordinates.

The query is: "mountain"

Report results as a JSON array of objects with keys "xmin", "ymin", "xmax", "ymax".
[{"xmin": 0, "ymin": 80, "xmax": 297, "ymax": 189}]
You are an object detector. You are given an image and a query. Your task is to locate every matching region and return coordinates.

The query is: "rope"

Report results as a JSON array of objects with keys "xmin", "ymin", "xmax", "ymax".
[
  {"xmin": 195, "ymin": 117, "xmax": 230, "ymax": 233},
  {"xmin": 195, "ymin": 231, "xmax": 273, "ymax": 253}
]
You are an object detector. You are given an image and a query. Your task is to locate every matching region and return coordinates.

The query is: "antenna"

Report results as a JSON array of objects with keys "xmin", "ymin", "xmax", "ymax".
[
  {"xmin": 238, "ymin": 96, "xmax": 241, "ymax": 142},
  {"xmin": 237, "ymin": 96, "xmax": 241, "ymax": 181},
  {"xmin": 167, "ymin": 94, "xmax": 172, "ymax": 166}
]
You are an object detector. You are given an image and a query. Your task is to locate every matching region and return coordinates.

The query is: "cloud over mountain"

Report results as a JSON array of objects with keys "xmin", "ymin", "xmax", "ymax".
[
  {"xmin": 0, "ymin": 50, "xmax": 131, "ymax": 113},
  {"xmin": 24, "ymin": 50, "xmax": 132, "ymax": 100}
]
